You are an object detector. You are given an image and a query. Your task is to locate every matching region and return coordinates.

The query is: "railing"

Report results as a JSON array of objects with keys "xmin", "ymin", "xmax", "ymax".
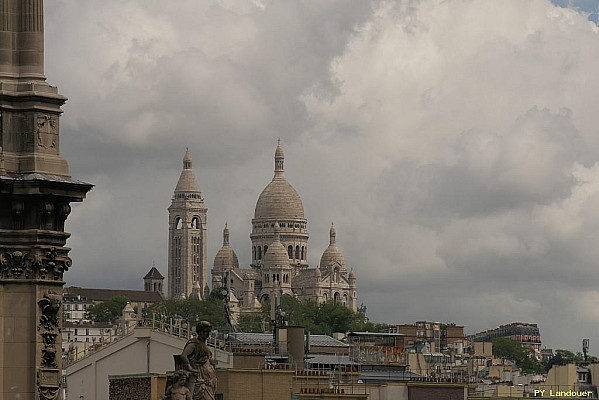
[
  {"xmin": 63, "ymin": 314, "xmax": 198, "ymax": 366},
  {"xmin": 63, "ymin": 323, "xmax": 137, "ymax": 366},
  {"xmin": 294, "ymin": 366, "xmax": 367, "ymax": 396}
]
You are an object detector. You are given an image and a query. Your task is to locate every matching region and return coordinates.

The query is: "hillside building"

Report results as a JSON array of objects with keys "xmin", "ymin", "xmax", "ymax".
[{"xmin": 209, "ymin": 143, "xmax": 358, "ymax": 313}]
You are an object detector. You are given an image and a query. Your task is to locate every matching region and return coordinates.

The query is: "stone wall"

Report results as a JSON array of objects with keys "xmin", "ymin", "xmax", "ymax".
[{"xmin": 108, "ymin": 374, "xmax": 166, "ymax": 400}]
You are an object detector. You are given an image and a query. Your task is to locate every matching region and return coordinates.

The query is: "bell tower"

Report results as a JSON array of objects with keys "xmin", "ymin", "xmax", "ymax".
[
  {"xmin": 0, "ymin": 1, "xmax": 92, "ymax": 399},
  {"xmin": 167, "ymin": 149, "xmax": 207, "ymax": 299}
]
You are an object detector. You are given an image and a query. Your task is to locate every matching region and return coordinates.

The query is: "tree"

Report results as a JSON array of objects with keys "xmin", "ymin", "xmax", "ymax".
[
  {"xmin": 545, "ymin": 349, "xmax": 584, "ymax": 371},
  {"xmin": 258, "ymin": 296, "xmax": 384, "ymax": 335},
  {"xmin": 147, "ymin": 291, "xmax": 228, "ymax": 330},
  {"xmin": 85, "ymin": 296, "xmax": 129, "ymax": 323},
  {"xmin": 238, "ymin": 313, "xmax": 267, "ymax": 332},
  {"xmin": 492, "ymin": 337, "xmax": 543, "ymax": 373}
]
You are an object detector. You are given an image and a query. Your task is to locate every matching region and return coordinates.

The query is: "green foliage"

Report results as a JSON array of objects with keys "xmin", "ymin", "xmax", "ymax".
[
  {"xmin": 147, "ymin": 294, "xmax": 384, "ymax": 335},
  {"xmin": 261, "ymin": 295, "xmax": 382, "ymax": 335},
  {"xmin": 85, "ymin": 296, "xmax": 129, "ymax": 323},
  {"xmin": 237, "ymin": 313, "xmax": 267, "ymax": 332},
  {"xmin": 545, "ymin": 349, "xmax": 585, "ymax": 371},
  {"xmin": 148, "ymin": 292, "xmax": 227, "ymax": 331},
  {"xmin": 492, "ymin": 337, "xmax": 543, "ymax": 373}
]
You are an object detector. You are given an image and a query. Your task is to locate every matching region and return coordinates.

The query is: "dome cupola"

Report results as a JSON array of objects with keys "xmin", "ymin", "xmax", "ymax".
[
  {"xmin": 319, "ymin": 222, "xmax": 347, "ymax": 273},
  {"xmin": 213, "ymin": 223, "xmax": 239, "ymax": 273},
  {"xmin": 174, "ymin": 148, "xmax": 202, "ymax": 196},
  {"xmin": 263, "ymin": 222, "xmax": 290, "ymax": 268},
  {"xmin": 254, "ymin": 142, "xmax": 304, "ymax": 219}
]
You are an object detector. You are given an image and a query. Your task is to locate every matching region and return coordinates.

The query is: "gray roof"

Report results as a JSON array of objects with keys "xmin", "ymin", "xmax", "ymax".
[
  {"xmin": 305, "ymin": 354, "xmax": 357, "ymax": 366},
  {"xmin": 348, "ymin": 331, "xmax": 405, "ymax": 337},
  {"xmin": 144, "ymin": 267, "xmax": 165, "ymax": 280},
  {"xmin": 359, "ymin": 367, "xmax": 424, "ymax": 383},
  {"xmin": 64, "ymin": 287, "xmax": 163, "ymax": 302},
  {"xmin": 64, "ymin": 321, "xmax": 114, "ymax": 329},
  {"xmin": 308, "ymin": 334, "xmax": 348, "ymax": 347},
  {"xmin": 229, "ymin": 332, "xmax": 347, "ymax": 348}
]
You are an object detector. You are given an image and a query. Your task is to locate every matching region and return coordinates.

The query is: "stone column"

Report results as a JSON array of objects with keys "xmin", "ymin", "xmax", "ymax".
[
  {"xmin": 0, "ymin": 1, "xmax": 92, "ymax": 399},
  {"xmin": 16, "ymin": 0, "xmax": 44, "ymax": 79},
  {"xmin": 0, "ymin": 0, "xmax": 14, "ymax": 78}
]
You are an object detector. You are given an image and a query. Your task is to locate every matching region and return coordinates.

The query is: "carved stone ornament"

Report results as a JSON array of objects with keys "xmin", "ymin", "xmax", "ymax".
[
  {"xmin": 41, "ymin": 332, "xmax": 58, "ymax": 347},
  {"xmin": 0, "ymin": 250, "xmax": 39, "ymax": 278},
  {"xmin": 0, "ymin": 248, "xmax": 71, "ymax": 281},
  {"xmin": 36, "ymin": 114, "xmax": 58, "ymax": 150},
  {"xmin": 38, "ymin": 290, "xmax": 62, "ymax": 331},
  {"xmin": 37, "ymin": 290, "xmax": 62, "ymax": 398},
  {"xmin": 41, "ymin": 347, "xmax": 57, "ymax": 368},
  {"xmin": 37, "ymin": 369, "xmax": 60, "ymax": 400}
]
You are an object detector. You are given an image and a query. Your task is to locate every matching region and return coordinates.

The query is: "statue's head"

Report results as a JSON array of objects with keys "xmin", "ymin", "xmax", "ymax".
[{"xmin": 196, "ymin": 320, "xmax": 212, "ymax": 339}]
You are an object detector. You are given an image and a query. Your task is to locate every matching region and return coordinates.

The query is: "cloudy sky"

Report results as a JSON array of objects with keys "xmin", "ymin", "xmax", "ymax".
[{"xmin": 45, "ymin": 0, "xmax": 599, "ymax": 351}]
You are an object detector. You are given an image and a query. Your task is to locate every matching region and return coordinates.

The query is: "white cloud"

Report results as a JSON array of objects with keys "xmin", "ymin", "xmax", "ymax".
[{"xmin": 44, "ymin": 0, "xmax": 599, "ymax": 350}]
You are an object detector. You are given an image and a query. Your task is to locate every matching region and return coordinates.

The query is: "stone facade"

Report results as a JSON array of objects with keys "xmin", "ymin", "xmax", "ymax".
[
  {"xmin": 167, "ymin": 149, "xmax": 207, "ymax": 299},
  {"xmin": 211, "ymin": 143, "xmax": 358, "ymax": 314},
  {"xmin": 0, "ymin": 2, "xmax": 92, "ymax": 399}
]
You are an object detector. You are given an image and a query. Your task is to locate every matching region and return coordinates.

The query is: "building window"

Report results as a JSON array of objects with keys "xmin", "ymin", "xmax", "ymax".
[
  {"xmin": 175, "ymin": 217, "xmax": 183, "ymax": 230},
  {"xmin": 288, "ymin": 245, "xmax": 293, "ymax": 259},
  {"xmin": 191, "ymin": 216, "xmax": 200, "ymax": 229}
]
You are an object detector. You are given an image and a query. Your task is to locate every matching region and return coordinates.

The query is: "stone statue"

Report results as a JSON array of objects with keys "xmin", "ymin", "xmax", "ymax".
[
  {"xmin": 164, "ymin": 320, "xmax": 217, "ymax": 400},
  {"xmin": 163, "ymin": 371, "xmax": 192, "ymax": 400}
]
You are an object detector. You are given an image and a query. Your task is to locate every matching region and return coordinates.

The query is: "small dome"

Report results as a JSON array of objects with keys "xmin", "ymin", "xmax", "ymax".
[
  {"xmin": 254, "ymin": 144, "xmax": 305, "ymax": 219},
  {"xmin": 263, "ymin": 223, "xmax": 290, "ymax": 268},
  {"xmin": 349, "ymin": 270, "xmax": 356, "ymax": 279},
  {"xmin": 320, "ymin": 223, "xmax": 346, "ymax": 273},
  {"xmin": 275, "ymin": 143, "xmax": 284, "ymax": 158},
  {"xmin": 213, "ymin": 223, "xmax": 239, "ymax": 272},
  {"xmin": 174, "ymin": 149, "xmax": 202, "ymax": 194},
  {"xmin": 315, "ymin": 268, "xmax": 321, "ymax": 277}
]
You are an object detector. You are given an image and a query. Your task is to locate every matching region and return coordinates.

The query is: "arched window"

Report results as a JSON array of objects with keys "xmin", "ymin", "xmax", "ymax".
[
  {"xmin": 253, "ymin": 246, "xmax": 256, "ymax": 260},
  {"xmin": 301, "ymin": 246, "xmax": 305, "ymax": 260},
  {"xmin": 343, "ymin": 294, "xmax": 348, "ymax": 305},
  {"xmin": 191, "ymin": 216, "xmax": 200, "ymax": 229},
  {"xmin": 258, "ymin": 246, "xmax": 262, "ymax": 260},
  {"xmin": 264, "ymin": 245, "xmax": 268, "ymax": 254},
  {"xmin": 295, "ymin": 245, "xmax": 300, "ymax": 259},
  {"xmin": 288, "ymin": 245, "xmax": 293, "ymax": 259},
  {"xmin": 175, "ymin": 217, "xmax": 183, "ymax": 230},
  {"xmin": 334, "ymin": 292, "xmax": 341, "ymax": 303},
  {"xmin": 323, "ymin": 293, "xmax": 327, "ymax": 301}
]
